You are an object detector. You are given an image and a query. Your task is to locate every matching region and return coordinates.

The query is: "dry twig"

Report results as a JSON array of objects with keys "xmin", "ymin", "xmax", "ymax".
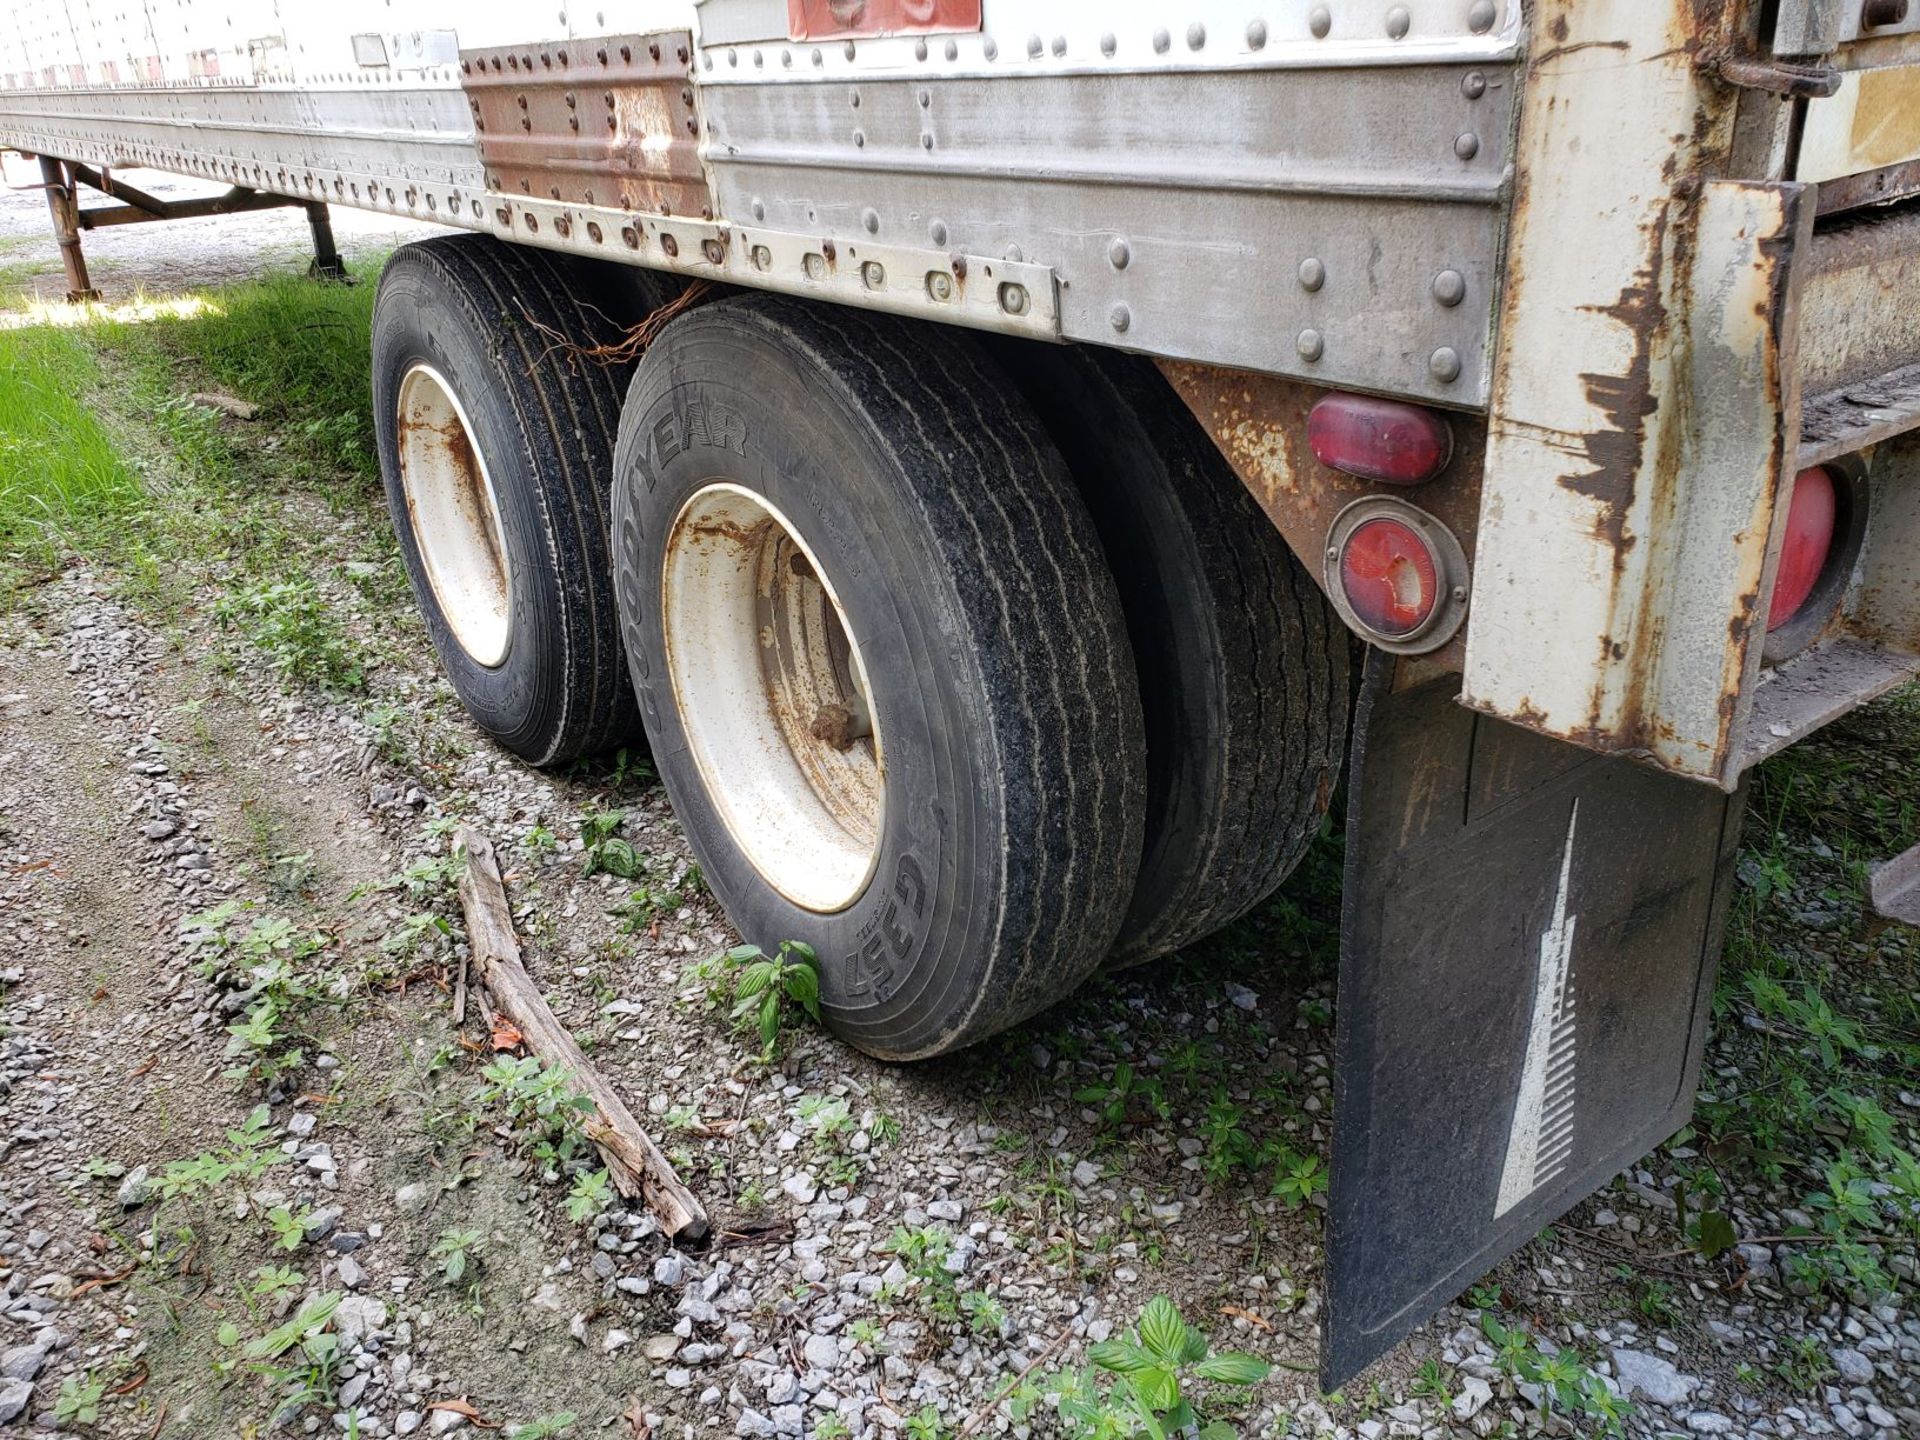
[{"xmin": 455, "ymin": 828, "xmax": 707, "ymax": 1240}]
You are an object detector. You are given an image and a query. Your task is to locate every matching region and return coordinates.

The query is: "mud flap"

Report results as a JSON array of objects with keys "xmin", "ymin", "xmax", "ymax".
[{"xmin": 1322, "ymin": 654, "xmax": 1747, "ymax": 1386}]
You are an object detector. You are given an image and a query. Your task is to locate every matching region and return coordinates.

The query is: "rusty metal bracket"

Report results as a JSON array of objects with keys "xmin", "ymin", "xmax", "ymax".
[
  {"xmin": 35, "ymin": 155, "xmax": 97, "ymax": 301},
  {"xmin": 1703, "ymin": 48, "xmax": 1842, "ymax": 99},
  {"xmin": 460, "ymin": 32, "xmax": 711, "ymax": 221},
  {"xmin": 65, "ymin": 163, "xmax": 304, "ymax": 228}
]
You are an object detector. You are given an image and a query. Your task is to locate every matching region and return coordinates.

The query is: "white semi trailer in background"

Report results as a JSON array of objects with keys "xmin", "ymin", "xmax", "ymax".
[{"xmin": 6, "ymin": 0, "xmax": 1920, "ymax": 1384}]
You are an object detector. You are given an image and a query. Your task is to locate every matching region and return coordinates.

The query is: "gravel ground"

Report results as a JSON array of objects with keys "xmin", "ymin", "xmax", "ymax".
[{"xmin": 0, "ymin": 158, "xmax": 1915, "ymax": 1440}]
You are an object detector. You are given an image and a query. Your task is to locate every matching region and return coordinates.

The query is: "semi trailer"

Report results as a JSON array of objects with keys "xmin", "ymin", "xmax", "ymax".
[{"xmin": 5, "ymin": 0, "xmax": 1917, "ymax": 1387}]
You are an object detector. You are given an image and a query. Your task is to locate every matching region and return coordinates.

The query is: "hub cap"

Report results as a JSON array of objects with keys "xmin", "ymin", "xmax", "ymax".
[
  {"xmin": 396, "ymin": 363, "xmax": 512, "ymax": 667},
  {"xmin": 662, "ymin": 483, "xmax": 884, "ymax": 913}
]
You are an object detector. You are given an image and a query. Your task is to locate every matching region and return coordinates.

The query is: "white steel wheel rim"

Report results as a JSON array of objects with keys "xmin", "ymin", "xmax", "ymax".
[
  {"xmin": 662, "ymin": 482, "xmax": 885, "ymax": 914},
  {"xmin": 396, "ymin": 363, "xmax": 513, "ymax": 668}
]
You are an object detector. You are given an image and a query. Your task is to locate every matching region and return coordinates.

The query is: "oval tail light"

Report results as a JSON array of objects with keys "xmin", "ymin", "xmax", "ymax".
[
  {"xmin": 1308, "ymin": 393, "xmax": 1454, "ymax": 486},
  {"xmin": 1324, "ymin": 498, "xmax": 1469, "ymax": 653}
]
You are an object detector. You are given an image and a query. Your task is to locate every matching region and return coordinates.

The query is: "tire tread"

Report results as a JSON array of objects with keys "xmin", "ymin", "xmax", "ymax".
[
  {"xmin": 378, "ymin": 236, "xmax": 680, "ymax": 763},
  {"xmin": 993, "ymin": 345, "xmax": 1348, "ymax": 963}
]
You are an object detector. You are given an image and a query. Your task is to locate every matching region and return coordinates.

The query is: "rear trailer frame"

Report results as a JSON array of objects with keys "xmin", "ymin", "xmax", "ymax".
[{"xmin": 7, "ymin": 0, "xmax": 1920, "ymax": 1397}]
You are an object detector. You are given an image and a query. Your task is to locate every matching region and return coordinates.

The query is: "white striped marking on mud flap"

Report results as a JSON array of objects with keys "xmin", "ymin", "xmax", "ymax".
[{"xmin": 1495, "ymin": 802, "xmax": 1579, "ymax": 1219}]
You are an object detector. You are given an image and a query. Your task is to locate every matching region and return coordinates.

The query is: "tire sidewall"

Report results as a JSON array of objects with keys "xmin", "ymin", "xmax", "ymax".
[
  {"xmin": 612, "ymin": 331, "xmax": 1000, "ymax": 1059},
  {"xmin": 372, "ymin": 258, "xmax": 570, "ymax": 759}
]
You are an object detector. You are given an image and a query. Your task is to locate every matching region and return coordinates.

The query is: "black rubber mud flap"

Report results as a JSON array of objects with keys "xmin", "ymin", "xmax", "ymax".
[{"xmin": 1322, "ymin": 653, "xmax": 1747, "ymax": 1386}]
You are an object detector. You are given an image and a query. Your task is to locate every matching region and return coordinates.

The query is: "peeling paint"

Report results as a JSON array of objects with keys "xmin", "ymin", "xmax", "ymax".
[{"xmin": 1463, "ymin": 0, "xmax": 1801, "ymax": 788}]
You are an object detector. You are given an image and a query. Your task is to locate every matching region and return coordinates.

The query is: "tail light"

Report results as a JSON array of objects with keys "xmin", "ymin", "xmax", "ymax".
[
  {"xmin": 1767, "ymin": 466, "xmax": 1837, "ymax": 631},
  {"xmin": 1340, "ymin": 518, "xmax": 1439, "ymax": 637},
  {"xmin": 1325, "ymin": 499, "xmax": 1469, "ymax": 652},
  {"xmin": 1308, "ymin": 393, "xmax": 1454, "ymax": 486},
  {"xmin": 1762, "ymin": 462, "xmax": 1866, "ymax": 666}
]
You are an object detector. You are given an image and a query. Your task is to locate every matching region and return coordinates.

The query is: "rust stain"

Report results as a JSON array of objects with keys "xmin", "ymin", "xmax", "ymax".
[
  {"xmin": 1534, "ymin": 38, "xmax": 1630, "ymax": 65},
  {"xmin": 685, "ymin": 517, "xmax": 771, "ymax": 548},
  {"xmin": 461, "ymin": 32, "xmax": 710, "ymax": 221},
  {"xmin": 1552, "ymin": 0, "xmax": 1735, "ymax": 580},
  {"xmin": 1562, "ymin": 205, "xmax": 1669, "ymax": 564},
  {"xmin": 403, "ymin": 412, "xmax": 508, "ymax": 583},
  {"xmin": 810, "ymin": 703, "xmax": 859, "ymax": 750},
  {"xmin": 1156, "ymin": 358, "xmax": 1485, "ymax": 673}
]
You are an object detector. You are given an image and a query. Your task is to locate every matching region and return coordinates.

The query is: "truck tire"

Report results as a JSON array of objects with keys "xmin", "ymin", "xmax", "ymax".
[
  {"xmin": 611, "ymin": 297, "xmax": 1146, "ymax": 1059},
  {"xmin": 371, "ymin": 236, "xmax": 679, "ymax": 765},
  {"xmin": 991, "ymin": 342, "xmax": 1349, "ymax": 965}
]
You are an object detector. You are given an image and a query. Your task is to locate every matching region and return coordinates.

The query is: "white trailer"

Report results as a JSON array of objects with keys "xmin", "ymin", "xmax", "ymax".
[{"xmin": 6, "ymin": 0, "xmax": 1919, "ymax": 1383}]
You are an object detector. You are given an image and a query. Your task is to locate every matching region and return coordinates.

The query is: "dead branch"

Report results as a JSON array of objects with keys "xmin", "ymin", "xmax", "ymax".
[
  {"xmin": 521, "ymin": 278, "xmax": 715, "ymax": 371},
  {"xmin": 455, "ymin": 827, "xmax": 707, "ymax": 1241}
]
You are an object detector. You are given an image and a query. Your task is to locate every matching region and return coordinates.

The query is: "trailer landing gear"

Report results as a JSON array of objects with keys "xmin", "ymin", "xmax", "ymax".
[
  {"xmin": 305, "ymin": 202, "xmax": 347, "ymax": 283},
  {"xmin": 1321, "ymin": 652, "xmax": 1747, "ymax": 1385},
  {"xmin": 28, "ymin": 155, "xmax": 352, "ymax": 298},
  {"xmin": 36, "ymin": 157, "xmax": 97, "ymax": 302}
]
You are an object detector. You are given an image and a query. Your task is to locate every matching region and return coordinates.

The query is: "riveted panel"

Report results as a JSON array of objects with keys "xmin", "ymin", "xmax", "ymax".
[
  {"xmin": 701, "ymin": 58, "xmax": 1514, "ymax": 405},
  {"xmin": 0, "ymin": 0, "xmax": 1516, "ymax": 403},
  {"xmin": 461, "ymin": 32, "xmax": 711, "ymax": 220},
  {"xmin": 694, "ymin": 0, "xmax": 1522, "ymax": 83},
  {"xmin": 0, "ymin": 81, "xmax": 487, "ymax": 221}
]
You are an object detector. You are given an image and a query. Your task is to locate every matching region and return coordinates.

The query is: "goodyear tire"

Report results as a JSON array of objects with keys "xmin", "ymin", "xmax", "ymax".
[
  {"xmin": 992, "ymin": 342, "xmax": 1350, "ymax": 964},
  {"xmin": 371, "ymin": 236, "xmax": 679, "ymax": 765},
  {"xmin": 611, "ymin": 297, "xmax": 1146, "ymax": 1059}
]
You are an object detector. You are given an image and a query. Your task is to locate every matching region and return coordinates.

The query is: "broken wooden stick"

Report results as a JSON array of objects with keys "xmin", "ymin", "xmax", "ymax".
[
  {"xmin": 454, "ymin": 827, "xmax": 708, "ymax": 1241},
  {"xmin": 451, "ymin": 942, "xmax": 468, "ymax": 1027}
]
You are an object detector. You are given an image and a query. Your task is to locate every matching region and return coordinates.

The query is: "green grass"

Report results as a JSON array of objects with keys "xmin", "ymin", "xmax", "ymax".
[
  {"xmin": 0, "ymin": 263, "xmax": 396, "ymax": 640},
  {"xmin": 1687, "ymin": 690, "xmax": 1920, "ymax": 1300},
  {"xmin": 0, "ymin": 324, "xmax": 143, "ymax": 580},
  {"xmin": 0, "ymin": 265, "xmax": 386, "ymax": 599},
  {"xmin": 213, "ymin": 576, "xmax": 367, "ymax": 693},
  {"xmin": 110, "ymin": 271, "xmax": 382, "ymax": 488}
]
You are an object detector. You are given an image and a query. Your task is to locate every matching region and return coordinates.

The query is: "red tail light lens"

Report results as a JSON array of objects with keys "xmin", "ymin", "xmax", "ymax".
[
  {"xmin": 1339, "ymin": 517, "xmax": 1440, "ymax": 637},
  {"xmin": 1325, "ymin": 499, "xmax": 1469, "ymax": 652},
  {"xmin": 1768, "ymin": 467, "xmax": 1838, "ymax": 632},
  {"xmin": 1308, "ymin": 393, "xmax": 1454, "ymax": 485}
]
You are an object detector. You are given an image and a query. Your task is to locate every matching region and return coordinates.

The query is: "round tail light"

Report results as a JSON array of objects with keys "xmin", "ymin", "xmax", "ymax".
[
  {"xmin": 1762, "ymin": 463, "xmax": 1867, "ymax": 666},
  {"xmin": 1767, "ymin": 466, "xmax": 1837, "ymax": 632},
  {"xmin": 1340, "ymin": 518, "xmax": 1440, "ymax": 637},
  {"xmin": 1324, "ymin": 498, "xmax": 1469, "ymax": 653}
]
